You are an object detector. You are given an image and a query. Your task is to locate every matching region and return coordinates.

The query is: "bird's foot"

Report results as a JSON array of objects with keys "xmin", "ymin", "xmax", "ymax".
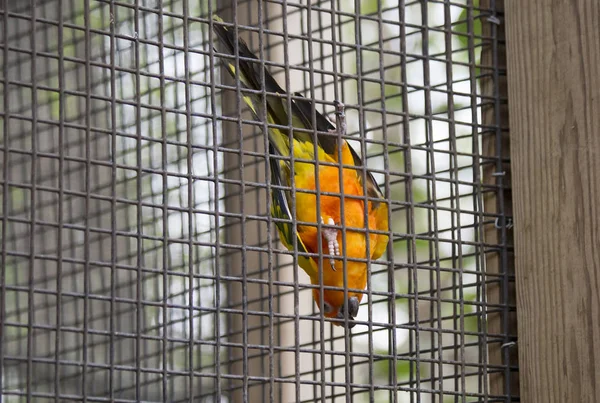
[
  {"xmin": 328, "ymin": 100, "xmax": 346, "ymax": 138},
  {"xmin": 320, "ymin": 216, "xmax": 339, "ymax": 271}
]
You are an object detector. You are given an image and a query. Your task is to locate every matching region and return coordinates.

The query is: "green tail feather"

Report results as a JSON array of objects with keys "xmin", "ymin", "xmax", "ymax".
[{"xmin": 211, "ymin": 15, "xmax": 338, "ymax": 159}]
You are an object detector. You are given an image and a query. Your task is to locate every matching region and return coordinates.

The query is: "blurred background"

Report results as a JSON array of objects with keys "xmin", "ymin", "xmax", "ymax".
[{"xmin": 1, "ymin": 0, "xmax": 516, "ymax": 402}]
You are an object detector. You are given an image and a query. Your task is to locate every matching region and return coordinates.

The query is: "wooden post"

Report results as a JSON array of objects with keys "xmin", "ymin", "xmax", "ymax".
[{"xmin": 505, "ymin": 1, "xmax": 600, "ymax": 401}]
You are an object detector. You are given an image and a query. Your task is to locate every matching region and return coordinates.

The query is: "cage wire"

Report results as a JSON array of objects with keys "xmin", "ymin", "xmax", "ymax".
[{"xmin": 0, "ymin": 0, "xmax": 516, "ymax": 402}]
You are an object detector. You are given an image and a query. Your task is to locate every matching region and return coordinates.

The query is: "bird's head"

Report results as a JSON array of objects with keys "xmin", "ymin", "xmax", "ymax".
[{"xmin": 313, "ymin": 289, "xmax": 362, "ymax": 328}]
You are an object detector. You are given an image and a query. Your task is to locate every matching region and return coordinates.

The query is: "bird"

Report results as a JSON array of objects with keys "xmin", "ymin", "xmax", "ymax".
[{"xmin": 211, "ymin": 16, "xmax": 389, "ymax": 328}]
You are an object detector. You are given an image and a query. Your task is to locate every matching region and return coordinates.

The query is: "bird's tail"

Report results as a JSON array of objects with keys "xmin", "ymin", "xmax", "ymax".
[{"xmin": 211, "ymin": 15, "xmax": 337, "ymax": 158}]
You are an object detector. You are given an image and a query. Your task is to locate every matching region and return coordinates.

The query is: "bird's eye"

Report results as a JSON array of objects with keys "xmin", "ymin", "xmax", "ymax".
[{"xmin": 323, "ymin": 302, "xmax": 334, "ymax": 313}]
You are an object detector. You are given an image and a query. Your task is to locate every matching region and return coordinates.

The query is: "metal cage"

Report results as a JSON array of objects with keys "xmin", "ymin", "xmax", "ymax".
[{"xmin": 1, "ymin": 0, "xmax": 516, "ymax": 402}]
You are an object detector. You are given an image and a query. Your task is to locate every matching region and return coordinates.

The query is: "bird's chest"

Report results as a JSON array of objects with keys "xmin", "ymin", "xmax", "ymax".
[{"xmin": 294, "ymin": 165, "xmax": 366, "ymax": 256}]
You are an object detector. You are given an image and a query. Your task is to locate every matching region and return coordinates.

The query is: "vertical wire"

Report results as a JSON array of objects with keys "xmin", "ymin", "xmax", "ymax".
[
  {"xmin": 199, "ymin": 6, "xmax": 208, "ymax": 399},
  {"xmin": 445, "ymin": 0, "xmax": 461, "ymax": 397},
  {"xmin": 465, "ymin": 0, "xmax": 490, "ymax": 397},
  {"xmin": 401, "ymin": 24, "xmax": 412, "ymax": 403},
  {"xmin": 333, "ymin": 0, "xmax": 352, "ymax": 342},
  {"xmin": 111, "ymin": 4, "xmax": 123, "ymax": 395},
  {"xmin": 375, "ymin": 1, "xmax": 397, "ymax": 402},
  {"xmin": 271, "ymin": 15, "xmax": 285, "ymax": 395},
  {"xmin": 248, "ymin": 2, "xmax": 263, "ymax": 398},
  {"xmin": 274, "ymin": 1, "xmax": 303, "ymax": 401},
  {"xmin": 182, "ymin": 0, "xmax": 202, "ymax": 401},
  {"xmin": 320, "ymin": 8, "xmax": 332, "ymax": 399},
  {"xmin": 302, "ymin": 0, "xmax": 328, "ymax": 401},
  {"xmin": 15, "ymin": 1, "xmax": 28, "ymax": 371},
  {"xmin": 396, "ymin": 0, "xmax": 418, "ymax": 401},
  {"xmin": 54, "ymin": 0, "xmax": 65, "ymax": 400},
  {"xmin": 108, "ymin": 0, "xmax": 117, "ymax": 400},
  {"xmin": 90, "ymin": 2, "xmax": 106, "ymax": 388},
  {"xmin": 352, "ymin": 0, "xmax": 372, "ymax": 400},
  {"xmin": 132, "ymin": 0, "xmax": 143, "ymax": 399},
  {"xmin": 327, "ymin": 1, "xmax": 353, "ymax": 400},
  {"xmin": 65, "ymin": 1, "xmax": 80, "ymax": 393},
  {"xmin": 26, "ymin": 1, "xmax": 39, "ymax": 399},
  {"xmin": 0, "ymin": 0, "xmax": 10, "ymax": 394},
  {"xmin": 315, "ymin": 9, "xmax": 327, "ymax": 402},
  {"xmin": 254, "ymin": 2, "xmax": 276, "ymax": 401},
  {"xmin": 117, "ymin": 3, "xmax": 130, "ymax": 395},
  {"xmin": 206, "ymin": 2, "xmax": 223, "ymax": 400},
  {"xmin": 366, "ymin": 0, "xmax": 380, "ymax": 395},
  {"xmin": 157, "ymin": 0, "xmax": 171, "ymax": 400},
  {"xmin": 379, "ymin": 4, "xmax": 400, "ymax": 402},
  {"xmin": 222, "ymin": 10, "xmax": 234, "ymax": 399},
  {"xmin": 82, "ymin": 0, "xmax": 92, "ymax": 400},
  {"xmin": 244, "ymin": 5, "xmax": 267, "ymax": 398},
  {"xmin": 442, "ymin": 1, "xmax": 467, "ymax": 400},
  {"xmin": 419, "ymin": 1, "xmax": 442, "ymax": 401},
  {"xmin": 229, "ymin": 4, "xmax": 250, "ymax": 401},
  {"xmin": 424, "ymin": 17, "xmax": 438, "ymax": 403},
  {"xmin": 164, "ymin": 6, "xmax": 175, "ymax": 398},
  {"xmin": 40, "ymin": 2, "xmax": 53, "ymax": 367},
  {"xmin": 301, "ymin": 6, "xmax": 319, "ymax": 399},
  {"xmin": 185, "ymin": 1, "xmax": 196, "ymax": 397},
  {"xmin": 335, "ymin": 0, "xmax": 346, "ymax": 397}
]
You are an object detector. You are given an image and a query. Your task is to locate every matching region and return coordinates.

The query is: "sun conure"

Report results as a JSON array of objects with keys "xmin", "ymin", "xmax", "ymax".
[{"xmin": 212, "ymin": 16, "xmax": 389, "ymax": 328}]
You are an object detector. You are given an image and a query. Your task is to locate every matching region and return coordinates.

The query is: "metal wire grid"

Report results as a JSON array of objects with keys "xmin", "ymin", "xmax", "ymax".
[{"xmin": 0, "ymin": 0, "xmax": 516, "ymax": 402}]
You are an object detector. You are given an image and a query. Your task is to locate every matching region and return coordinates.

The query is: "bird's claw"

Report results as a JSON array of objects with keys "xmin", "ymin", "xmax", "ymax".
[
  {"xmin": 328, "ymin": 100, "xmax": 346, "ymax": 138},
  {"xmin": 333, "ymin": 100, "xmax": 345, "ymax": 116},
  {"xmin": 320, "ymin": 217, "xmax": 339, "ymax": 271}
]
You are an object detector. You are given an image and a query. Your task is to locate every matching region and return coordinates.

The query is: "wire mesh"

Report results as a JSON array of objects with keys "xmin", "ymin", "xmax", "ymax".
[{"xmin": 0, "ymin": 0, "xmax": 516, "ymax": 402}]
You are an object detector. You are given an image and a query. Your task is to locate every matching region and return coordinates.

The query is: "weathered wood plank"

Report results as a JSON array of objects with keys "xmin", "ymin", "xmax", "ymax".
[{"xmin": 505, "ymin": 1, "xmax": 600, "ymax": 401}]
